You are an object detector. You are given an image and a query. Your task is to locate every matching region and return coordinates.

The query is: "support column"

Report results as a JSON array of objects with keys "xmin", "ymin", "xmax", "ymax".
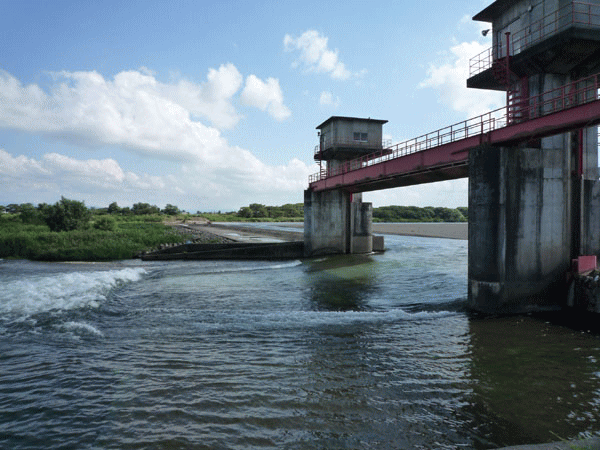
[
  {"xmin": 468, "ymin": 71, "xmax": 600, "ymax": 313},
  {"xmin": 468, "ymin": 129, "xmax": 600, "ymax": 313},
  {"xmin": 304, "ymin": 189, "xmax": 374, "ymax": 257}
]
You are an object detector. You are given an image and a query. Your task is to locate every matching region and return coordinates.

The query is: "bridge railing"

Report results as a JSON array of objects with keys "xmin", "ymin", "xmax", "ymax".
[
  {"xmin": 470, "ymin": 2, "xmax": 600, "ymax": 77},
  {"xmin": 309, "ymin": 72, "xmax": 600, "ymax": 185}
]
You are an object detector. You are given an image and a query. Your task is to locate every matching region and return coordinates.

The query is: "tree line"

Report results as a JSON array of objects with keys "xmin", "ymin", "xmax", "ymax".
[
  {"xmin": 233, "ymin": 203, "xmax": 467, "ymax": 222},
  {"xmin": 373, "ymin": 205, "xmax": 468, "ymax": 222},
  {"xmin": 2, "ymin": 198, "xmax": 184, "ymax": 232},
  {"xmin": 2, "ymin": 199, "xmax": 468, "ymax": 226}
]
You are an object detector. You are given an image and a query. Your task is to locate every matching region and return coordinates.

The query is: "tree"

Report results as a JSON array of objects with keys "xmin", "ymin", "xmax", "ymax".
[
  {"xmin": 132, "ymin": 202, "xmax": 160, "ymax": 215},
  {"xmin": 5, "ymin": 204, "xmax": 20, "ymax": 214},
  {"xmin": 237, "ymin": 206, "xmax": 252, "ymax": 218},
  {"xmin": 19, "ymin": 203, "xmax": 43, "ymax": 224},
  {"xmin": 162, "ymin": 204, "xmax": 180, "ymax": 215},
  {"xmin": 93, "ymin": 215, "xmax": 117, "ymax": 231},
  {"xmin": 248, "ymin": 203, "xmax": 267, "ymax": 218},
  {"xmin": 107, "ymin": 202, "xmax": 121, "ymax": 214},
  {"xmin": 43, "ymin": 197, "xmax": 91, "ymax": 232}
]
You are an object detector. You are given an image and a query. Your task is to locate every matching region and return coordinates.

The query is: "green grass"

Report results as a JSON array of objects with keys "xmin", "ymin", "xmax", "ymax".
[{"xmin": 0, "ymin": 214, "xmax": 190, "ymax": 261}]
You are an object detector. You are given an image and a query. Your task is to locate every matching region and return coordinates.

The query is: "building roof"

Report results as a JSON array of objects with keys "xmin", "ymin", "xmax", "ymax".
[
  {"xmin": 316, "ymin": 116, "xmax": 388, "ymax": 130},
  {"xmin": 473, "ymin": 0, "xmax": 521, "ymax": 22}
]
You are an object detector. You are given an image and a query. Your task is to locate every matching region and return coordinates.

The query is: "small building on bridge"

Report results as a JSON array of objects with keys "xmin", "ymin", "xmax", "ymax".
[{"xmin": 315, "ymin": 116, "xmax": 388, "ymax": 162}]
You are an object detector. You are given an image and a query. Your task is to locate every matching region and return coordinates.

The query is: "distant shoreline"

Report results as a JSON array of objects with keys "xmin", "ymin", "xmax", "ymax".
[
  {"xmin": 372, "ymin": 222, "xmax": 467, "ymax": 240},
  {"xmin": 203, "ymin": 222, "xmax": 468, "ymax": 241}
]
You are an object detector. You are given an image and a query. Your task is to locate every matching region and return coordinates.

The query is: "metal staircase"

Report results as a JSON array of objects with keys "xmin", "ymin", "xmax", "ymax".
[{"xmin": 492, "ymin": 54, "xmax": 529, "ymax": 124}]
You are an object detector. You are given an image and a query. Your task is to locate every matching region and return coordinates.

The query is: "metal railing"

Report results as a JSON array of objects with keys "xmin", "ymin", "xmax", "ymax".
[
  {"xmin": 314, "ymin": 137, "xmax": 393, "ymax": 157},
  {"xmin": 470, "ymin": 2, "xmax": 600, "ymax": 77},
  {"xmin": 308, "ymin": 72, "xmax": 600, "ymax": 185}
]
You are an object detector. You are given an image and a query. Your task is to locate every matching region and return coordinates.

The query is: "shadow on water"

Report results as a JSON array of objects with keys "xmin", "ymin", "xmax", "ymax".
[
  {"xmin": 461, "ymin": 314, "xmax": 600, "ymax": 448},
  {"xmin": 304, "ymin": 254, "xmax": 377, "ymax": 312}
]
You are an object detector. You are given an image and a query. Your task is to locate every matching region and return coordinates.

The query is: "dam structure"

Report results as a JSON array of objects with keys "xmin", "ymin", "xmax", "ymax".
[{"xmin": 304, "ymin": 0, "xmax": 600, "ymax": 313}]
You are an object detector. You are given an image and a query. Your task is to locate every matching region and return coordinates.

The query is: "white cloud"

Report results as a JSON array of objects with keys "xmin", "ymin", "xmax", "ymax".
[
  {"xmin": 284, "ymin": 30, "xmax": 357, "ymax": 80},
  {"xmin": 319, "ymin": 91, "xmax": 340, "ymax": 108},
  {"xmin": 364, "ymin": 179, "xmax": 469, "ymax": 208},
  {"xmin": 240, "ymin": 75, "xmax": 291, "ymax": 121},
  {"xmin": 419, "ymin": 41, "xmax": 504, "ymax": 118},
  {"xmin": 0, "ymin": 67, "xmax": 310, "ymax": 210}
]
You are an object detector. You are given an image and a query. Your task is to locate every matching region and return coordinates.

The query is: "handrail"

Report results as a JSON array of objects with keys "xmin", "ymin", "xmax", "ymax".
[
  {"xmin": 314, "ymin": 137, "xmax": 388, "ymax": 157},
  {"xmin": 469, "ymin": 2, "xmax": 600, "ymax": 77},
  {"xmin": 308, "ymin": 72, "xmax": 600, "ymax": 185}
]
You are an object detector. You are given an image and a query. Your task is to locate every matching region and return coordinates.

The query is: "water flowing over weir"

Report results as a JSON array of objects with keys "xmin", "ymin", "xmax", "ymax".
[{"xmin": 1, "ymin": 233, "xmax": 600, "ymax": 449}]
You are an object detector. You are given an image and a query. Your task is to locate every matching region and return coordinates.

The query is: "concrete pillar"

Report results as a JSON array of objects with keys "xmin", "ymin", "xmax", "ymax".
[
  {"xmin": 351, "ymin": 196, "xmax": 373, "ymax": 254},
  {"xmin": 304, "ymin": 189, "xmax": 374, "ymax": 257},
  {"xmin": 468, "ymin": 131, "xmax": 600, "ymax": 313},
  {"xmin": 468, "ymin": 70, "xmax": 600, "ymax": 313}
]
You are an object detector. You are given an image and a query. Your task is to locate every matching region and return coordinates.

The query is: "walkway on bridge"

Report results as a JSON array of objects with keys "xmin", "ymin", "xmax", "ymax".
[{"xmin": 308, "ymin": 72, "xmax": 600, "ymax": 193}]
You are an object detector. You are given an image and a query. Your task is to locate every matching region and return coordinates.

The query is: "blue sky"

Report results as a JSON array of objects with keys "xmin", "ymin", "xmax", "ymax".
[{"xmin": 0, "ymin": 0, "xmax": 504, "ymax": 212}]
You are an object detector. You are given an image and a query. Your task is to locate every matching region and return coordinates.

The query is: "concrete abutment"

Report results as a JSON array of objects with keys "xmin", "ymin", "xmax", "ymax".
[{"xmin": 304, "ymin": 189, "xmax": 378, "ymax": 257}]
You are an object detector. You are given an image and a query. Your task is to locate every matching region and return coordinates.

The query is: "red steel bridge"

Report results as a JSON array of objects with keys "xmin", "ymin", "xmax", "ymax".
[{"xmin": 308, "ymin": 71, "xmax": 600, "ymax": 194}]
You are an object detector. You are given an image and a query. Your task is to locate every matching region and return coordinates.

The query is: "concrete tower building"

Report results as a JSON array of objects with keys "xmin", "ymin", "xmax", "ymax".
[
  {"xmin": 466, "ymin": 0, "xmax": 600, "ymax": 312},
  {"xmin": 304, "ymin": 117, "xmax": 388, "ymax": 256}
]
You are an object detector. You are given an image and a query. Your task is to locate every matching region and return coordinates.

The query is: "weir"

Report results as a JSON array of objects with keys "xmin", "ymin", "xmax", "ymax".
[{"xmin": 304, "ymin": 0, "xmax": 600, "ymax": 313}]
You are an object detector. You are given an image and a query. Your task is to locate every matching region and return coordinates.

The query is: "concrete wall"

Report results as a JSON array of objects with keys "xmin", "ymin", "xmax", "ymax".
[
  {"xmin": 469, "ymin": 124, "xmax": 600, "ymax": 313},
  {"xmin": 320, "ymin": 118, "xmax": 384, "ymax": 150},
  {"xmin": 469, "ymin": 142, "xmax": 569, "ymax": 312},
  {"xmin": 304, "ymin": 189, "xmax": 374, "ymax": 257},
  {"xmin": 489, "ymin": 0, "xmax": 600, "ymax": 56}
]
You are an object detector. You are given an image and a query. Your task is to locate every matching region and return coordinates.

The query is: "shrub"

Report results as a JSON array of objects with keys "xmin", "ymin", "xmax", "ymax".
[
  {"xmin": 43, "ymin": 197, "xmax": 91, "ymax": 232},
  {"xmin": 93, "ymin": 216, "xmax": 117, "ymax": 231}
]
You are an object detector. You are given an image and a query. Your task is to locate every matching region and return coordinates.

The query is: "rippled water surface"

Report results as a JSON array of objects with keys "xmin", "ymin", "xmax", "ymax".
[{"xmin": 1, "ymin": 233, "xmax": 600, "ymax": 449}]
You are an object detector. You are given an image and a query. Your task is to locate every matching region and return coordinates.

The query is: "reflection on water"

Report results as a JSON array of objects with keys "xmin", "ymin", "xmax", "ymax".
[
  {"xmin": 306, "ymin": 255, "xmax": 377, "ymax": 311},
  {"xmin": 466, "ymin": 315, "xmax": 600, "ymax": 447}
]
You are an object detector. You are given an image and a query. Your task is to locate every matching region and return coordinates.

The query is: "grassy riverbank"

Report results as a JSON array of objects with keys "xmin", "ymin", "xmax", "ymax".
[{"xmin": 0, "ymin": 214, "xmax": 204, "ymax": 261}]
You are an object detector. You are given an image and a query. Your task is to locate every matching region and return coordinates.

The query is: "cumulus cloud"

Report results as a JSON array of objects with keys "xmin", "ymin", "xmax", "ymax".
[
  {"xmin": 419, "ymin": 41, "xmax": 504, "ymax": 118},
  {"xmin": 240, "ymin": 75, "xmax": 291, "ymax": 121},
  {"xmin": 284, "ymin": 30, "xmax": 357, "ymax": 80},
  {"xmin": 319, "ymin": 91, "xmax": 340, "ymax": 108},
  {"xmin": 0, "ymin": 67, "xmax": 310, "ymax": 210}
]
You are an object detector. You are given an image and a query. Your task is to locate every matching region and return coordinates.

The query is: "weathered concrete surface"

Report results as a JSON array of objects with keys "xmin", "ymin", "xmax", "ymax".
[
  {"xmin": 494, "ymin": 437, "xmax": 600, "ymax": 450},
  {"xmin": 304, "ymin": 190, "xmax": 375, "ymax": 256}
]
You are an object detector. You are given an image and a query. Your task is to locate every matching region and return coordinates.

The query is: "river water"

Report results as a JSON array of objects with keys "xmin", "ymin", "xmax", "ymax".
[{"xmin": 1, "ymin": 231, "xmax": 600, "ymax": 449}]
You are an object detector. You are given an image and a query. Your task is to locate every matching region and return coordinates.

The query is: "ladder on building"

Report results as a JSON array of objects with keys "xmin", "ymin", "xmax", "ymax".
[{"xmin": 492, "ymin": 54, "xmax": 529, "ymax": 125}]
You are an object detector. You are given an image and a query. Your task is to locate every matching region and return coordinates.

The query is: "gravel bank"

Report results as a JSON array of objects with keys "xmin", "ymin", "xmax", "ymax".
[{"xmin": 372, "ymin": 222, "xmax": 468, "ymax": 240}]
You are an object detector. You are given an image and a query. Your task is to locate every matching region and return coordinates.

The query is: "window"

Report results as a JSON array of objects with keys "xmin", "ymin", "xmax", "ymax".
[{"xmin": 353, "ymin": 132, "xmax": 368, "ymax": 142}]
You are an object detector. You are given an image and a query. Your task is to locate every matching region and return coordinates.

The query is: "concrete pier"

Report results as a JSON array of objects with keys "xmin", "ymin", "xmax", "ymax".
[
  {"xmin": 468, "ymin": 125, "xmax": 600, "ymax": 313},
  {"xmin": 304, "ymin": 189, "xmax": 375, "ymax": 257}
]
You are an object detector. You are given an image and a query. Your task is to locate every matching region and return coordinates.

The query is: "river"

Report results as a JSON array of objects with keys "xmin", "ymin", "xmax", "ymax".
[{"xmin": 1, "ymin": 231, "xmax": 599, "ymax": 449}]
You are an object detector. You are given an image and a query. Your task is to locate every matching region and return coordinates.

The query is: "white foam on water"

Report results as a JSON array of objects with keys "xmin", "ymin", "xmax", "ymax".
[
  {"xmin": 0, "ymin": 267, "xmax": 146, "ymax": 317},
  {"xmin": 59, "ymin": 321, "xmax": 104, "ymax": 337},
  {"xmin": 202, "ymin": 260, "xmax": 303, "ymax": 275},
  {"xmin": 206, "ymin": 308, "xmax": 455, "ymax": 332}
]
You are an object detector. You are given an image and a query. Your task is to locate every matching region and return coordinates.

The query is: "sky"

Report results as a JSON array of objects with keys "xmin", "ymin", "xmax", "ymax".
[{"xmin": 0, "ymin": 0, "xmax": 505, "ymax": 212}]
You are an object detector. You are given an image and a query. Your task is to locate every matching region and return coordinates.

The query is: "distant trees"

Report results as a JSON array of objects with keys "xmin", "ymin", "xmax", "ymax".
[
  {"xmin": 132, "ymin": 202, "xmax": 161, "ymax": 215},
  {"xmin": 3, "ymin": 198, "xmax": 468, "ymax": 225},
  {"xmin": 373, "ymin": 205, "xmax": 467, "ymax": 222},
  {"xmin": 237, "ymin": 203, "xmax": 303, "ymax": 219},
  {"xmin": 4, "ymin": 199, "xmax": 185, "ymax": 231},
  {"xmin": 162, "ymin": 204, "xmax": 180, "ymax": 215}
]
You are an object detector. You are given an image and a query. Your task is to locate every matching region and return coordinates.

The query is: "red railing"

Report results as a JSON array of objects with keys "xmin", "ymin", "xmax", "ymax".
[
  {"xmin": 470, "ymin": 2, "xmax": 600, "ymax": 77},
  {"xmin": 308, "ymin": 72, "xmax": 600, "ymax": 185}
]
